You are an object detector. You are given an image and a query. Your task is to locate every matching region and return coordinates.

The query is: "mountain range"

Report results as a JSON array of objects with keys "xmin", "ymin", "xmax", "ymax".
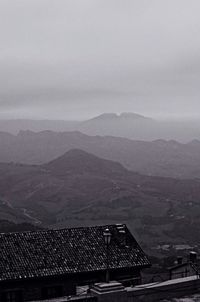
[
  {"xmin": 1, "ymin": 130, "xmax": 200, "ymax": 178},
  {"xmin": 1, "ymin": 112, "xmax": 200, "ymax": 141},
  {"xmin": 1, "ymin": 149, "xmax": 200, "ymax": 253}
]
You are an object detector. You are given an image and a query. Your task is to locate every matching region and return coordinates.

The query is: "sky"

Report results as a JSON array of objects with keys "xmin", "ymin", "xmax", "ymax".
[{"xmin": 0, "ymin": 0, "xmax": 200, "ymax": 120}]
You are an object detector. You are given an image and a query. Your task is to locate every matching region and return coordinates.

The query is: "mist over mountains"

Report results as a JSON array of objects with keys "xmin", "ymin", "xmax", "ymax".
[
  {"xmin": 2, "ymin": 2, "xmax": 200, "ymax": 292},
  {"xmin": 1, "ymin": 129, "xmax": 200, "ymax": 179},
  {"xmin": 1, "ymin": 112, "xmax": 200, "ymax": 142},
  {"xmin": 1, "ymin": 113, "xmax": 200, "ymax": 251},
  {"xmin": 1, "ymin": 148, "xmax": 200, "ymax": 252}
]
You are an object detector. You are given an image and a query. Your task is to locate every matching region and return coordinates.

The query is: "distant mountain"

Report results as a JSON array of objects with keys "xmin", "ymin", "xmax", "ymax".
[
  {"xmin": 0, "ymin": 113, "xmax": 154, "ymax": 140},
  {"xmin": 84, "ymin": 112, "xmax": 152, "ymax": 122},
  {"xmin": 1, "ymin": 130, "xmax": 200, "ymax": 178},
  {"xmin": 44, "ymin": 149, "xmax": 127, "ymax": 176},
  {"xmin": 0, "ymin": 119, "xmax": 79, "ymax": 134},
  {"xmin": 1, "ymin": 149, "xmax": 200, "ymax": 251},
  {"xmin": 87, "ymin": 113, "xmax": 119, "ymax": 121},
  {"xmin": 2, "ymin": 114, "xmax": 200, "ymax": 141},
  {"xmin": 78, "ymin": 112, "xmax": 155, "ymax": 138}
]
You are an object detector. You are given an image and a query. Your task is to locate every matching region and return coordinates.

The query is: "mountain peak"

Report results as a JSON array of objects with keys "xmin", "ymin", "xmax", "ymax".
[
  {"xmin": 44, "ymin": 149, "xmax": 127, "ymax": 176},
  {"xmin": 86, "ymin": 112, "xmax": 152, "ymax": 122},
  {"xmin": 89, "ymin": 113, "xmax": 118, "ymax": 121},
  {"xmin": 120, "ymin": 112, "xmax": 150, "ymax": 119}
]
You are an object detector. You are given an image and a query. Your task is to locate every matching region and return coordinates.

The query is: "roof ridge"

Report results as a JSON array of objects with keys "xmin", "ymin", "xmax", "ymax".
[
  {"xmin": 0, "ymin": 223, "xmax": 127, "ymax": 236},
  {"xmin": 0, "ymin": 223, "xmax": 150, "ymax": 282}
]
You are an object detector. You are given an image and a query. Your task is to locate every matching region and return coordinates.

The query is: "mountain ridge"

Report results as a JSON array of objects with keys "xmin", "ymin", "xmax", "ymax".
[
  {"xmin": 84, "ymin": 112, "xmax": 152, "ymax": 122},
  {"xmin": 44, "ymin": 148, "xmax": 128, "ymax": 176},
  {"xmin": 2, "ymin": 114, "xmax": 200, "ymax": 141},
  {"xmin": 1, "ymin": 130, "xmax": 200, "ymax": 178},
  {"xmin": 0, "ymin": 148, "xmax": 200, "ymax": 252}
]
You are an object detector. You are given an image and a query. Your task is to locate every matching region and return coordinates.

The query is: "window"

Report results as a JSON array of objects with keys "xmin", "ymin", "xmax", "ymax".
[
  {"xmin": 1, "ymin": 290, "xmax": 23, "ymax": 302},
  {"xmin": 41, "ymin": 285, "xmax": 63, "ymax": 299}
]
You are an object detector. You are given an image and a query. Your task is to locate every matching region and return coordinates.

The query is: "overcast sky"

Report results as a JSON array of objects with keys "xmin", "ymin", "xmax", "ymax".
[{"xmin": 0, "ymin": 0, "xmax": 200, "ymax": 120}]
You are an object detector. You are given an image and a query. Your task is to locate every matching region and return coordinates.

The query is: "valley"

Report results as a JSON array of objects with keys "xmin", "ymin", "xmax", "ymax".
[{"xmin": 0, "ymin": 149, "xmax": 200, "ymax": 257}]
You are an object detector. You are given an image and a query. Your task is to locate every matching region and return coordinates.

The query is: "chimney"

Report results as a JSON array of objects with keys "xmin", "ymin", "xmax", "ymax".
[
  {"xmin": 116, "ymin": 224, "xmax": 127, "ymax": 246},
  {"xmin": 177, "ymin": 256, "xmax": 183, "ymax": 265},
  {"xmin": 189, "ymin": 251, "xmax": 197, "ymax": 263}
]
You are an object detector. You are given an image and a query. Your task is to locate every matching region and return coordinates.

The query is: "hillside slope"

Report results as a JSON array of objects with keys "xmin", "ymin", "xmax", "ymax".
[
  {"xmin": 1, "ymin": 130, "xmax": 200, "ymax": 178},
  {"xmin": 1, "ymin": 150, "xmax": 200, "ymax": 252}
]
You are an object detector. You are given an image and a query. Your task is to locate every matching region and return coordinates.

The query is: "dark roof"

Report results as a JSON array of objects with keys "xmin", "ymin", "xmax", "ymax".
[{"xmin": 0, "ymin": 224, "xmax": 150, "ymax": 282}]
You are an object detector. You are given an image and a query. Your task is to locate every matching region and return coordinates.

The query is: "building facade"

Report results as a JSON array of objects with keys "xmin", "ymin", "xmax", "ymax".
[{"xmin": 0, "ymin": 224, "xmax": 150, "ymax": 301}]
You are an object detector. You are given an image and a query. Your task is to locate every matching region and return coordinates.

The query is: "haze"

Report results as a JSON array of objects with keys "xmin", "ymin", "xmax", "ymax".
[{"xmin": 0, "ymin": 0, "xmax": 200, "ymax": 120}]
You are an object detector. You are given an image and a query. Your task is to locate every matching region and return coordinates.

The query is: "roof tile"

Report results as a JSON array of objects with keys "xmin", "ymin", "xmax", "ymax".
[{"xmin": 0, "ymin": 224, "xmax": 150, "ymax": 281}]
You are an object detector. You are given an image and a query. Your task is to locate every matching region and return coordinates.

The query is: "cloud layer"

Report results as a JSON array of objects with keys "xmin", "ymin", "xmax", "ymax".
[{"xmin": 0, "ymin": 0, "xmax": 200, "ymax": 119}]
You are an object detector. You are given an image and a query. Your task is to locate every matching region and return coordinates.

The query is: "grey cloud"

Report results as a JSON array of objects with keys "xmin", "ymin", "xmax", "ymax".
[{"xmin": 0, "ymin": 0, "xmax": 200, "ymax": 119}]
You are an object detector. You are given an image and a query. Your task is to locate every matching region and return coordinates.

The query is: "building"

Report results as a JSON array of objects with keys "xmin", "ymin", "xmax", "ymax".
[
  {"xmin": 0, "ymin": 224, "xmax": 150, "ymax": 302},
  {"xmin": 169, "ymin": 252, "xmax": 200, "ymax": 280}
]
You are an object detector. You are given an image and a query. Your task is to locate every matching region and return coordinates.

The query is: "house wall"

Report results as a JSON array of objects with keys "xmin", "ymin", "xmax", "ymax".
[
  {"xmin": 110, "ymin": 267, "xmax": 141, "ymax": 286},
  {"xmin": 170, "ymin": 264, "xmax": 196, "ymax": 280},
  {"xmin": 66, "ymin": 268, "xmax": 141, "ymax": 286},
  {"xmin": 0, "ymin": 277, "xmax": 76, "ymax": 301},
  {"xmin": 0, "ymin": 268, "xmax": 142, "ymax": 301}
]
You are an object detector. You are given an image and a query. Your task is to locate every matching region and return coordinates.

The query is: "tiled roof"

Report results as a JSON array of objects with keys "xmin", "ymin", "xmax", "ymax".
[{"xmin": 0, "ymin": 224, "xmax": 150, "ymax": 282}]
